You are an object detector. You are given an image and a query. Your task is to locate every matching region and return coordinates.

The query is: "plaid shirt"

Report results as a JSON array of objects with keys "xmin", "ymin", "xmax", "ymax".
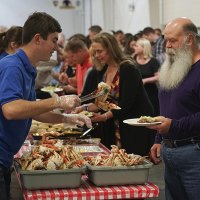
[{"xmin": 153, "ymin": 35, "xmax": 165, "ymax": 65}]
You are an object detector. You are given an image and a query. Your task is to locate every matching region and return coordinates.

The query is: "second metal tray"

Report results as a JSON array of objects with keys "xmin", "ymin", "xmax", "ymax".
[{"xmin": 86, "ymin": 159, "xmax": 153, "ymax": 186}]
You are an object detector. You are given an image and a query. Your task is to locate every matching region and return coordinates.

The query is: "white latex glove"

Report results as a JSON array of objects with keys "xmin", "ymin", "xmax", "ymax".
[
  {"xmin": 54, "ymin": 94, "xmax": 81, "ymax": 111},
  {"xmin": 62, "ymin": 114, "xmax": 92, "ymax": 128}
]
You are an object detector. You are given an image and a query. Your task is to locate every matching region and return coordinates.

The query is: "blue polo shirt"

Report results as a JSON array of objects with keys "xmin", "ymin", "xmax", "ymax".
[
  {"xmin": 0, "ymin": 49, "xmax": 37, "ymax": 167},
  {"xmin": 155, "ymin": 60, "xmax": 200, "ymax": 143},
  {"xmin": 0, "ymin": 51, "xmax": 8, "ymax": 60}
]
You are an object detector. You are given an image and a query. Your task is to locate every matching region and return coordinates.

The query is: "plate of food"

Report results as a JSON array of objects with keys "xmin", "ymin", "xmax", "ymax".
[
  {"xmin": 30, "ymin": 121, "xmax": 85, "ymax": 139},
  {"xmin": 41, "ymin": 86, "xmax": 63, "ymax": 93},
  {"xmin": 123, "ymin": 116, "xmax": 162, "ymax": 127},
  {"xmin": 95, "ymin": 101, "xmax": 121, "ymax": 111},
  {"xmin": 79, "ymin": 111, "xmax": 94, "ymax": 118}
]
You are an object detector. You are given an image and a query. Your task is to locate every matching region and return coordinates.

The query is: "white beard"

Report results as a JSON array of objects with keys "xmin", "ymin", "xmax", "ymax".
[{"xmin": 159, "ymin": 44, "xmax": 193, "ymax": 90}]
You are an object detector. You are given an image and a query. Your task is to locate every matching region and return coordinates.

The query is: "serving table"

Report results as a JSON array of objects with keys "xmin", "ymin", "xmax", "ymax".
[{"xmin": 15, "ymin": 142, "xmax": 159, "ymax": 200}]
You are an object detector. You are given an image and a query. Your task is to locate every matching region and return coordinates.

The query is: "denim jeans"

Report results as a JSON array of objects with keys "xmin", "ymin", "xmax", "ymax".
[
  {"xmin": 162, "ymin": 143, "xmax": 200, "ymax": 200},
  {"xmin": 0, "ymin": 164, "xmax": 11, "ymax": 200}
]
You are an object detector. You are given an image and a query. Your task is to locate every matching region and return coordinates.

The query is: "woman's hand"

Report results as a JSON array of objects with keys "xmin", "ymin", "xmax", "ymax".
[
  {"xmin": 91, "ymin": 112, "xmax": 107, "ymax": 122},
  {"xmin": 142, "ymin": 72, "xmax": 159, "ymax": 85},
  {"xmin": 142, "ymin": 78, "xmax": 148, "ymax": 85},
  {"xmin": 59, "ymin": 72, "xmax": 69, "ymax": 84}
]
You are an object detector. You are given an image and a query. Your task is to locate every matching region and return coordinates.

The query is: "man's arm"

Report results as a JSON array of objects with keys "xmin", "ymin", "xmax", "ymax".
[
  {"xmin": 33, "ymin": 111, "xmax": 64, "ymax": 123},
  {"xmin": 2, "ymin": 94, "xmax": 80, "ymax": 120},
  {"xmin": 2, "ymin": 98, "xmax": 56, "ymax": 120}
]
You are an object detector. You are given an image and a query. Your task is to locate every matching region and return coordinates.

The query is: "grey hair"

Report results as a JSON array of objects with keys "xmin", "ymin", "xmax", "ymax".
[{"xmin": 183, "ymin": 22, "xmax": 200, "ymax": 46}]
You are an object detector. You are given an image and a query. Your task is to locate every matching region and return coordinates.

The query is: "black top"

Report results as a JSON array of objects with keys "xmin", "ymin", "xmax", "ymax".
[
  {"xmin": 137, "ymin": 58, "xmax": 159, "ymax": 79},
  {"xmin": 111, "ymin": 63, "xmax": 153, "ymax": 119},
  {"xmin": 81, "ymin": 63, "xmax": 154, "ymax": 155},
  {"xmin": 81, "ymin": 66, "xmax": 106, "ymax": 97},
  {"xmin": 136, "ymin": 58, "xmax": 160, "ymax": 116}
]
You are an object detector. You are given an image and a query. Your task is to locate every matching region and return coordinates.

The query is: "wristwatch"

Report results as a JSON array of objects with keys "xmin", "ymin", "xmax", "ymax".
[{"xmin": 84, "ymin": 104, "xmax": 89, "ymax": 112}]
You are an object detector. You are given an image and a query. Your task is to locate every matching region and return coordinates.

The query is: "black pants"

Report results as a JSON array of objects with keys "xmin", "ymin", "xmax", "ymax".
[{"xmin": 0, "ymin": 164, "xmax": 11, "ymax": 200}]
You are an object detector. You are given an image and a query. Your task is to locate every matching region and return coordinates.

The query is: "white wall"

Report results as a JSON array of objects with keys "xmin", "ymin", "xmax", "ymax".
[
  {"xmin": 163, "ymin": 0, "xmax": 200, "ymax": 26},
  {"xmin": 0, "ymin": 0, "xmax": 84, "ymax": 38},
  {"xmin": 113, "ymin": 0, "xmax": 150, "ymax": 34},
  {"xmin": 149, "ymin": 0, "xmax": 160, "ymax": 29},
  {"xmin": 1, "ymin": 0, "xmax": 200, "ymax": 39},
  {"xmin": 0, "ymin": 0, "xmax": 151, "ymax": 38},
  {"xmin": 85, "ymin": 0, "xmax": 151, "ymax": 35},
  {"xmin": 84, "ymin": 0, "xmax": 105, "ymax": 34},
  {"xmin": 0, "ymin": 0, "xmax": 150, "ymax": 37}
]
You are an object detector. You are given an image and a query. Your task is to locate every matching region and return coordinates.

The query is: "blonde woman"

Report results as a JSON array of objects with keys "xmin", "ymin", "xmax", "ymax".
[
  {"xmin": 133, "ymin": 38, "xmax": 160, "ymax": 116},
  {"xmin": 77, "ymin": 32, "xmax": 154, "ymax": 155}
]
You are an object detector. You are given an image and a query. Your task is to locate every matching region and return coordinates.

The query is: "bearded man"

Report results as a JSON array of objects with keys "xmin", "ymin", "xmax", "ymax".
[{"xmin": 149, "ymin": 17, "xmax": 200, "ymax": 200}]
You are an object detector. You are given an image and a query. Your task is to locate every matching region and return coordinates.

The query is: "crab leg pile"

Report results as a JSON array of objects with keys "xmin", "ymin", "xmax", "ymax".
[
  {"xmin": 16, "ymin": 137, "xmax": 84, "ymax": 170},
  {"xmin": 85, "ymin": 145, "xmax": 145, "ymax": 167}
]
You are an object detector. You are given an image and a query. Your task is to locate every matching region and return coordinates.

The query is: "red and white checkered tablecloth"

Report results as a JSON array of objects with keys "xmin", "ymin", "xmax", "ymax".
[{"xmin": 23, "ymin": 177, "xmax": 159, "ymax": 200}]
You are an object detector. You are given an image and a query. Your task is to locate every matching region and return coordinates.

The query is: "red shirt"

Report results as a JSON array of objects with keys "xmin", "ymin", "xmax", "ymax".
[{"xmin": 76, "ymin": 54, "xmax": 93, "ymax": 95}]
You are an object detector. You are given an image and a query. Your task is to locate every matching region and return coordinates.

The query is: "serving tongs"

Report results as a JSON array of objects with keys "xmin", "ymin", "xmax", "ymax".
[
  {"xmin": 80, "ymin": 90, "xmax": 103, "ymax": 103},
  {"xmin": 79, "ymin": 123, "xmax": 99, "ymax": 138},
  {"xmin": 80, "ymin": 88, "xmax": 109, "ymax": 103}
]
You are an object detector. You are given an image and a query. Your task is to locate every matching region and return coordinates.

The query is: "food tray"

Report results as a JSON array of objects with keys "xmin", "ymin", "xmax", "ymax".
[
  {"xmin": 16, "ymin": 165, "xmax": 85, "ymax": 190},
  {"xmin": 32, "ymin": 133, "xmax": 84, "ymax": 140},
  {"xmin": 63, "ymin": 138, "xmax": 101, "ymax": 145},
  {"xmin": 74, "ymin": 145, "xmax": 105, "ymax": 153},
  {"xmin": 86, "ymin": 159, "xmax": 153, "ymax": 186}
]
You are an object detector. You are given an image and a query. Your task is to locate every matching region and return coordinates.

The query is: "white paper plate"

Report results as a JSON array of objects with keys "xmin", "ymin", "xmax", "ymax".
[
  {"xmin": 123, "ymin": 118, "xmax": 162, "ymax": 127},
  {"xmin": 41, "ymin": 87, "xmax": 63, "ymax": 93},
  {"xmin": 54, "ymin": 88, "xmax": 63, "ymax": 92}
]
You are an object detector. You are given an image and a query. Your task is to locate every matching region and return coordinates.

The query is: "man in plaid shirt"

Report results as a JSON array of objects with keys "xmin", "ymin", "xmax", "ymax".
[{"xmin": 142, "ymin": 27, "xmax": 165, "ymax": 65}]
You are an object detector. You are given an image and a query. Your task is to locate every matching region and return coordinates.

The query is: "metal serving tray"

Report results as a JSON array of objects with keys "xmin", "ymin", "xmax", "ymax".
[
  {"xmin": 86, "ymin": 159, "xmax": 153, "ymax": 186},
  {"xmin": 17, "ymin": 167, "xmax": 85, "ymax": 190}
]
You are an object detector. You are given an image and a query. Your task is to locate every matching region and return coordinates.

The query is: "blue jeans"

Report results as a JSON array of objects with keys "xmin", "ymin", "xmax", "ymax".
[
  {"xmin": 0, "ymin": 164, "xmax": 11, "ymax": 200},
  {"xmin": 162, "ymin": 143, "xmax": 200, "ymax": 200}
]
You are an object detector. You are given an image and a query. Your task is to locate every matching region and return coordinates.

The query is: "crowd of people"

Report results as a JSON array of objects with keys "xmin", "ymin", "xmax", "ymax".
[{"xmin": 1, "ymin": 11, "xmax": 200, "ymax": 200}]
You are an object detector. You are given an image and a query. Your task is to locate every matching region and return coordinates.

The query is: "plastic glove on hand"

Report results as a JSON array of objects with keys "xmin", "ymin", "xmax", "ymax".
[
  {"xmin": 55, "ymin": 95, "xmax": 81, "ymax": 111},
  {"xmin": 72, "ymin": 105, "xmax": 86, "ymax": 114},
  {"xmin": 63, "ymin": 114, "xmax": 92, "ymax": 128}
]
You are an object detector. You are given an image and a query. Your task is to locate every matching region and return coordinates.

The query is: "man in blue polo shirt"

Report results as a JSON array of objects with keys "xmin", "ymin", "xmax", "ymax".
[
  {"xmin": 0, "ymin": 12, "xmax": 91, "ymax": 200},
  {"xmin": 149, "ymin": 18, "xmax": 200, "ymax": 200}
]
